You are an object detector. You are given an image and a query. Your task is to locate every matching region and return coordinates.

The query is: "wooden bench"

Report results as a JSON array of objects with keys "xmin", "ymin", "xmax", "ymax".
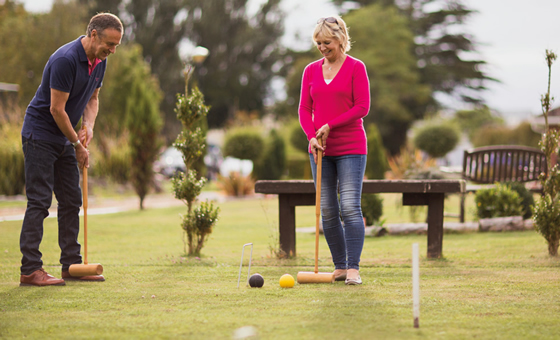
[
  {"xmin": 255, "ymin": 179, "xmax": 465, "ymax": 259},
  {"xmin": 460, "ymin": 145, "xmax": 547, "ymax": 222}
]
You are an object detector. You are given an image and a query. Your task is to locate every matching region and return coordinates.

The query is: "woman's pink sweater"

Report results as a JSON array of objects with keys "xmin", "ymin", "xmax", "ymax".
[{"xmin": 298, "ymin": 55, "xmax": 370, "ymax": 156}]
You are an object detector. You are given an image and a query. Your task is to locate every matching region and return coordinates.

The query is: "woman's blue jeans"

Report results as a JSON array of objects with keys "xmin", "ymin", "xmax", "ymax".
[
  {"xmin": 309, "ymin": 154, "xmax": 366, "ymax": 270},
  {"xmin": 20, "ymin": 137, "xmax": 82, "ymax": 275}
]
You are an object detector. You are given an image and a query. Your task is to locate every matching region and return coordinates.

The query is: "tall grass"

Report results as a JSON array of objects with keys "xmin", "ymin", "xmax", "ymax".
[{"xmin": 1, "ymin": 197, "xmax": 559, "ymax": 339}]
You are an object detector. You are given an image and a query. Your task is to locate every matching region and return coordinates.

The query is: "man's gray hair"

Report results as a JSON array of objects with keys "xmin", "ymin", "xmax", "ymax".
[{"xmin": 86, "ymin": 13, "xmax": 123, "ymax": 37}]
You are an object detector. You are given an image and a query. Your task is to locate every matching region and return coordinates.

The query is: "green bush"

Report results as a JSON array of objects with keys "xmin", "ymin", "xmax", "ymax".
[
  {"xmin": 254, "ymin": 129, "xmax": 286, "ymax": 180},
  {"xmin": 474, "ymin": 183, "xmax": 524, "ymax": 219},
  {"xmin": 0, "ymin": 122, "xmax": 25, "ymax": 196},
  {"xmin": 452, "ymin": 106, "xmax": 504, "ymax": 141},
  {"xmin": 361, "ymin": 194, "xmax": 383, "ymax": 226},
  {"xmin": 91, "ymin": 143, "xmax": 131, "ymax": 184},
  {"xmin": 290, "ymin": 122, "xmax": 309, "ymax": 154},
  {"xmin": 182, "ymin": 200, "xmax": 220, "ymax": 256},
  {"xmin": 0, "ymin": 142, "xmax": 25, "ymax": 196},
  {"xmin": 286, "ymin": 158, "xmax": 311, "ymax": 179},
  {"xmin": 504, "ymin": 182, "xmax": 534, "ymax": 219},
  {"xmin": 365, "ymin": 123, "xmax": 387, "ymax": 179},
  {"xmin": 413, "ymin": 122, "xmax": 460, "ymax": 158},
  {"xmin": 471, "ymin": 121, "xmax": 541, "ymax": 148},
  {"xmin": 223, "ymin": 128, "xmax": 264, "ymax": 162}
]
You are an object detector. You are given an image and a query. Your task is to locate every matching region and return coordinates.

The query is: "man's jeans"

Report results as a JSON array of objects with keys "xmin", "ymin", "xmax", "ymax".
[
  {"xmin": 20, "ymin": 137, "xmax": 82, "ymax": 275},
  {"xmin": 309, "ymin": 154, "xmax": 367, "ymax": 270}
]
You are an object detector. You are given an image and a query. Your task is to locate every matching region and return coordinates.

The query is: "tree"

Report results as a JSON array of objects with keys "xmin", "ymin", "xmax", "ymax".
[
  {"xmin": 0, "ymin": 0, "xmax": 87, "ymax": 108},
  {"xmin": 96, "ymin": 44, "xmax": 150, "ymax": 155},
  {"xmin": 172, "ymin": 84, "xmax": 220, "ymax": 256},
  {"xmin": 532, "ymin": 50, "xmax": 560, "ymax": 256},
  {"xmin": 365, "ymin": 123, "xmax": 387, "ymax": 179},
  {"xmin": 79, "ymin": 0, "xmax": 189, "ymax": 140},
  {"xmin": 346, "ymin": 4, "xmax": 431, "ymax": 154},
  {"xmin": 452, "ymin": 106, "xmax": 504, "ymax": 141},
  {"xmin": 471, "ymin": 122, "xmax": 541, "ymax": 148},
  {"xmin": 332, "ymin": 0, "xmax": 494, "ymax": 104},
  {"xmin": 183, "ymin": 0, "xmax": 285, "ymax": 128},
  {"xmin": 125, "ymin": 46, "xmax": 164, "ymax": 210},
  {"xmin": 81, "ymin": 0, "xmax": 286, "ymax": 140},
  {"xmin": 254, "ymin": 129, "xmax": 286, "ymax": 180}
]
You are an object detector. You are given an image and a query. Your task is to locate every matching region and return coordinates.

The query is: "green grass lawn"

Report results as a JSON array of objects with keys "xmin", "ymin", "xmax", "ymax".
[{"xmin": 1, "ymin": 195, "xmax": 559, "ymax": 339}]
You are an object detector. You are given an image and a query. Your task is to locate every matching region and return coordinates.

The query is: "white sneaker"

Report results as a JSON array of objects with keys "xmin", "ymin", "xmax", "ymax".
[{"xmin": 345, "ymin": 275, "xmax": 362, "ymax": 285}]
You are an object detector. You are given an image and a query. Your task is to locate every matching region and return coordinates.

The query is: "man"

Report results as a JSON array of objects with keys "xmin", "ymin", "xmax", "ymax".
[{"xmin": 19, "ymin": 13, "xmax": 123, "ymax": 286}]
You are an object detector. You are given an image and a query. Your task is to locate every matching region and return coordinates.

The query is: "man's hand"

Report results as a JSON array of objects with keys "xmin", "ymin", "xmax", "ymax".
[
  {"xmin": 78, "ymin": 126, "xmax": 94, "ymax": 147},
  {"xmin": 75, "ymin": 143, "xmax": 90, "ymax": 169}
]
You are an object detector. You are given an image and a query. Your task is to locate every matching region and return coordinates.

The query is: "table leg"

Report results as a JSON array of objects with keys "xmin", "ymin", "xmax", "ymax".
[
  {"xmin": 426, "ymin": 193, "xmax": 444, "ymax": 258},
  {"xmin": 279, "ymin": 195, "xmax": 296, "ymax": 257}
]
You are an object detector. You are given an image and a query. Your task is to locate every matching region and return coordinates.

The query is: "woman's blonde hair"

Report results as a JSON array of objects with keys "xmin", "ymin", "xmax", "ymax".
[{"xmin": 312, "ymin": 16, "xmax": 351, "ymax": 53}]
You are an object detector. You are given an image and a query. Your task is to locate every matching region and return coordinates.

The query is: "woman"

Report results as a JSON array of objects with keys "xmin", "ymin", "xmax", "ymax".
[{"xmin": 298, "ymin": 16, "xmax": 370, "ymax": 285}]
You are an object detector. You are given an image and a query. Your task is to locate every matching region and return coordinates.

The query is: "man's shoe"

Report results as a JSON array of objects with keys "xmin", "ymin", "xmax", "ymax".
[
  {"xmin": 61, "ymin": 270, "xmax": 105, "ymax": 282},
  {"xmin": 20, "ymin": 268, "xmax": 66, "ymax": 287}
]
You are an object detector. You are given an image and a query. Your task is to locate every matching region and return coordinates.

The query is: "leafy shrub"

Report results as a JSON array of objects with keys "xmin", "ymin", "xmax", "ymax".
[
  {"xmin": 182, "ymin": 201, "xmax": 220, "ymax": 256},
  {"xmin": 91, "ymin": 143, "xmax": 131, "ymax": 184},
  {"xmin": 533, "ymin": 195, "xmax": 560, "ymax": 256},
  {"xmin": 365, "ymin": 123, "xmax": 387, "ymax": 179},
  {"xmin": 217, "ymin": 172, "xmax": 254, "ymax": 197},
  {"xmin": 254, "ymin": 129, "xmax": 286, "ymax": 180},
  {"xmin": 413, "ymin": 122, "xmax": 460, "ymax": 158},
  {"xmin": 0, "ymin": 122, "xmax": 25, "ymax": 196},
  {"xmin": 0, "ymin": 141, "xmax": 25, "ymax": 196},
  {"xmin": 452, "ymin": 106, "xmax": 504, "ymax": 141},
  {"xmin": 223, "ymin": 128, "xmax": 264, "ymax": 162},
  {"xmin": 361, "ymin": 194, "xmax": 383, "ymax": 226},
  {"xmin": 290, "ymin": 122, "xmax": 309, "ymax": 154},
  {"xmin": 474, "ymin": 183, "xmax": 524, "ymax": 219},
  {"xmin": 172, "ymin": 169, "xmax": 206, "ymax": 211},
  {"xmin": 504, "ymin": 182, "xmax": 534, "ymax": 219},
  {"xmin": 172, "ymin": 85, "xmax": 218, "ymax": 256},
  {"xmin": 386, "ymin": 143, "xmax": 437, "ymax": 179},
  {"xmin": 472, "ymin": 121, "xmax": 541, "ymax": 148},
  {"xmin": 532, "ymin": 50, "xmax": 560, "ymax": 256},
  {"xmin": 286, "ymin": 158, "xmax": 311, "ymax": 179}
]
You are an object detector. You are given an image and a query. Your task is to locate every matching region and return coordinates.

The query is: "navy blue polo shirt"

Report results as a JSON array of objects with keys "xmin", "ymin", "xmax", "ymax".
[{"xmin": 22, "ymin": 36, "xmax": 106, "ymax": 145}]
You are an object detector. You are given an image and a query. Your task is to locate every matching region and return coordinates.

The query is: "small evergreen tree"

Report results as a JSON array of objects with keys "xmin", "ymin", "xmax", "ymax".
[
  {"xmin": 126, "ymin": 56, "xmax": 163, "ymax": 210},
  {"xmin": 290, "ymin": 122, "xmax": 310, "ymax": 155},
  {"xmin": 532, "ymin": 50, "xmax": 560, "ymax": 256},
  {"xmin": 365, "ymin": 123, "xmax": 387, "ymax": 179},
  {"xmin": 172, "ymin": 82, "xmax": 220, "ymax": 256},
  {"xmin": 254, "ymin": 129, "xmax": 286, "ymax": 180}
]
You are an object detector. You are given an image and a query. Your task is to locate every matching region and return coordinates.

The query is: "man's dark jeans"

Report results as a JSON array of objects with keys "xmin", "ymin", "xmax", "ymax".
[{"xmin": 20, "ymin": 137, "xmax": 82, "ymax": 275}]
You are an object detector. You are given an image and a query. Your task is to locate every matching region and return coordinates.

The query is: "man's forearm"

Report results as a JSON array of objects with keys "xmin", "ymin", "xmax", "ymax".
[
  {"xmin": 51, "ymin": 106, "xmax": 80, "ymax": 143},
  {"xmin": 82, "ymin": 96, "xmax": 98, "ymax": 130}
]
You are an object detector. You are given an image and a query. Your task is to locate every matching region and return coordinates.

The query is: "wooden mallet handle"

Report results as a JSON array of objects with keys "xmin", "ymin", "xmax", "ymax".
[{"xmin": 315, "ymin": 137, "xmax": 322, "ymax": 274}]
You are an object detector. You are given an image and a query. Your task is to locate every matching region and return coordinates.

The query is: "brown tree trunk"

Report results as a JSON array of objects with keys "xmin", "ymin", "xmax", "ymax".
[{"xmin": 548, "ymin": 239, "xmax": 559, "ymax": 256}]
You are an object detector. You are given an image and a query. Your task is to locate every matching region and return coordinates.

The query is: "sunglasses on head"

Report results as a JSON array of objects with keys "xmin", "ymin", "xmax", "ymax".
[{"xmin": 317, "ymin": 17, "xmax": 339, "ymax": 25}]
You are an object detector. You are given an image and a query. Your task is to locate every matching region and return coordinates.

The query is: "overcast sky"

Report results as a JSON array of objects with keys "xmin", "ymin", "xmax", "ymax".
[{"xmin": 18, "ymin": 0, "xmax": 560, "ymax": 122}]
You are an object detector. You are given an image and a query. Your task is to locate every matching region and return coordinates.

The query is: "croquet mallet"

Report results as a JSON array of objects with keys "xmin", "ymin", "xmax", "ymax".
[
  {"xmin": 297, "ymin": 137, "xmax": 334, "ymax": 284},
  {"xmin": 68, "ymin": 127, "xmax": 103, "ymax": 277}
]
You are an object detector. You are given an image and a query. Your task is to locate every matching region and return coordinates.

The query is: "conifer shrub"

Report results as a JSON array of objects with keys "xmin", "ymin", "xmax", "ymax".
[
  {"xmin": 254, "ymin": 129, "xmax": 286, "ymax": 180},
  {"xmin": 413, "ymin": 122, "xmax": 460, "ymax": 158}
]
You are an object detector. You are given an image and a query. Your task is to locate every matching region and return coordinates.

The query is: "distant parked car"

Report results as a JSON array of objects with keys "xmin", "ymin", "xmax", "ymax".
[{"xmin": 156, "ymin": 147, "xmax": 185, "ymax": 178}]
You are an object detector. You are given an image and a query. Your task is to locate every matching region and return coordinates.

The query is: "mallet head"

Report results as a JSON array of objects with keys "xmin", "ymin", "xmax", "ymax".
[{"xmin": 68, "ymin": 263, "xmax": 103, "ymax": 277}]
